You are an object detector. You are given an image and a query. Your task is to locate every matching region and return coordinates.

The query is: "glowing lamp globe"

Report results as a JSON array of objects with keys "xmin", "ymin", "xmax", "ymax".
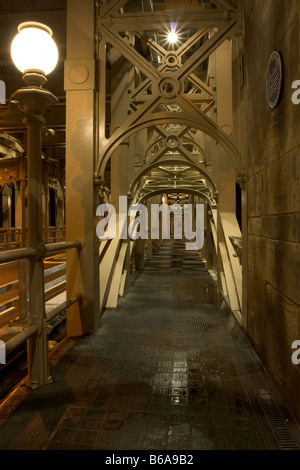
[{"xmin": 11, "ymin": 22, "xmax": 58, "ymax": 85}]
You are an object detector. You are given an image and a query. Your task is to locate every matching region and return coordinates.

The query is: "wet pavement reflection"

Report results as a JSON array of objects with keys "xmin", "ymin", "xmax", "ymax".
[{"xmin": 0, "ymin": 239, "xmax": 300, "ymax": 450}]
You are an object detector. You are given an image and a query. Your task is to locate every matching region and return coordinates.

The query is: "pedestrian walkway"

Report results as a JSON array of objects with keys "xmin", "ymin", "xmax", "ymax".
[{"xmin": 0, "ymin": 239, "xmax": 300, "ymax": 450}]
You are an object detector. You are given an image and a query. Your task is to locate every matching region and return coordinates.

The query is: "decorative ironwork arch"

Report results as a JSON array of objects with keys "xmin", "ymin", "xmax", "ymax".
[
  {"xmin": 137, "ymin": 187, "xmax": 215, "ymax": 208},
  {"xmin": 97, "ymin": 113, "xmax": 242, "ymax": 180},
  {"xmin": 130, "ymin": 157, "xmax": 216, "ymax": 197}
]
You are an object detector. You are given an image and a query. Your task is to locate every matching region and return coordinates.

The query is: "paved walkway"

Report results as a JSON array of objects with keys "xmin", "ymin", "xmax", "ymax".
[{"xmin": 0, "ymin": 239, "xmax": 300, "ymax": 450}]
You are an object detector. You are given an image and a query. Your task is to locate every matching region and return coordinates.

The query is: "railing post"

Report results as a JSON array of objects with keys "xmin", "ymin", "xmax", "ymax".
[{"xmin": 18, "ymin": 259, "xmax": 27, "ymax": 320}]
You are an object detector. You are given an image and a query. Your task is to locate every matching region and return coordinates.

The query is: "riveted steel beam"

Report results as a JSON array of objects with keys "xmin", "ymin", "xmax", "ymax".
[
  {"xmin": 98, "ymin": 108, "xmax": 241, "ymax": 179},
  {"xmin": 130, "ymin": 155, "xmax": 216, "ymax": 199},
  {"xmin": 174, "ymin": 20, "xmax": 236, "ymax": 82},
  {"xmin": 96, "ymin": 13, "xmax": 240, "ymax": 177},
  {"xmin": 99, "ymin": 24, "xmax": 161, "ymax": 83},
  {"xmin": 98, "ymin": 11, "xmax": 234, "ymax": 30},
  {"xmin": 211, "ymin": 0, "xmax": 237, "ymax": 12},
  {"xmin": 138, "ymin": 187, "xmax": 215, "ymax": 207}
]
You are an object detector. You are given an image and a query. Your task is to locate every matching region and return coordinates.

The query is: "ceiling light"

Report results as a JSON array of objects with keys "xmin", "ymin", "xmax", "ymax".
[{"xmin": 167, "ymin": 29, "xmax": 178, "ymax": 44}]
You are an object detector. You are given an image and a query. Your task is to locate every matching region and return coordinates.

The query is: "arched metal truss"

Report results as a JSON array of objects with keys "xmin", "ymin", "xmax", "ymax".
[
  {"xmin": 130, "ymin": 157, "xmax": 216, "ymax": 198},
  {"xmin": 97, "ymin": 111, "xmax": 242, "ymax": 182},
  {"xmin": 144, "ymin": 128, "xmax": 207, "ymax": 162},
  {"xmin": 129, "ymin": 126, "xmax": 217, "ymax": 199},
  {"xmin": 137, "ymin": 187, "xmax": 216, "ymax": 209},
  {"xmin": 96, "ymin": 0, "xmax": 243, "ymax": 184},
  {"xmin": 96, "ymin": 0, "xmax": 243, "ymax": 322}
]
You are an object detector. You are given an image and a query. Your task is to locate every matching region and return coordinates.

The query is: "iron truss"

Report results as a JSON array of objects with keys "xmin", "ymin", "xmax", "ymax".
[{"xmin": 95, "ymin": 0, "xmax": 242, "ymax": 206}]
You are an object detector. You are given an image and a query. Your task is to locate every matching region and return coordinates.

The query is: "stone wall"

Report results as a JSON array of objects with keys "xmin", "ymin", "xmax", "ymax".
[{"xmin": 244, "ymin": 0, "xmax": 300, "ymax": 423}]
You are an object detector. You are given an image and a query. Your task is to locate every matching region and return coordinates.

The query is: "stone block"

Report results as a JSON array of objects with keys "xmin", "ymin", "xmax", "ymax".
[
  {"xmin": 262, "ymin": 214, "xmax": 299, "ymax": 243},
  {"xmin": 259, "ymin": 328, "xmax": 285, "ymax": 392},
  {"xmin": 248, "ymin": 172, "xmax": 263, "ymax": 217},
  {"xmin": 247, "ymin": 307, "xmax": 265, "ymax": 357},
  {"xmin": 275, "ymin": 12, "xmax": 300, "ymax": 88},
  {"xmin": 248, "ymin": 272, "xmax": 266, "ymax": 317},
  {"xmin": 284, "ymin": 356, "xmax": 300, "ymax": 425},
  {"xmin": 265, "ymin": 284, "xmax": 299, "ymax": 352},
  {"xmin": 245, "ymin": 0, "xmax": 300, "ymax": 429},
  {"xmin": 246, "ymin": 88, "xmax": 272, "ymax": 176},
  {"xmin": 264, "ymin": 150, "xmax": 300, "ymax": 216},
  {"xmin": 273, "ymin": 241, "xmax": 300, "ymax": 306},
  {"xmin": 245, "ymin": 0, "xmax": 274, "ymax": 97},
  {"xmin": 248, "ymin": 217, "xmax": 262, "ymax": 237},
  {"xmin": 248, "ymin": 238, "xmax": 300, "ymax": 306},
  {"xmin": 248, "ymin": 235, "xmax": 277, "ymax": 285}
]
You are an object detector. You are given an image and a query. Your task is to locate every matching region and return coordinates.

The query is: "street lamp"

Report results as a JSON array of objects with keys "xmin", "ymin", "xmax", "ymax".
[
  {"xmin": 10, "ymin": 22, "xmax": 58, "ymax": 389},
  {"xmin": 11, "ymin": 22, "xmax": 58, "ymax": 86}
]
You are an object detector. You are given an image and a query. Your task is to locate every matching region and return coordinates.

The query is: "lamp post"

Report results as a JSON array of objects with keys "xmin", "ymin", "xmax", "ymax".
[{"xmin": 10, "ymin": 22, "xmax": 58, "ymax": 388}]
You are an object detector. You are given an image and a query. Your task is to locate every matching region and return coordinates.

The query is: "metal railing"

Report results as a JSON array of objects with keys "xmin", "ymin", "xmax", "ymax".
[
  {"xmin": 0, "ymin": 227, "xmax": 66, "ymax": 251},
  {"xmin": 0, "ymin": 239, "xmax": 82, "ymax": 386}
]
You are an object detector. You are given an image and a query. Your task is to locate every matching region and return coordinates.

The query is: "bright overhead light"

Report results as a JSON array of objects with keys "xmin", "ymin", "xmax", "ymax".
[
  {"xmin": 11, "ymin": 22, "xmax": 58, "ymax": 77},
  {"xmin": 167, "ymin": 29, "xmax": 178, "ymax": 44}
]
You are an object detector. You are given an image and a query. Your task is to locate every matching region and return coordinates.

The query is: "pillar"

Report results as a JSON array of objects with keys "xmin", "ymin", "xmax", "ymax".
[
  {"xmin": 64, "ymin": 0, "xmax": 99, "ymax": 336},
  {"xmin": 216, "ymin": 38, "xmax": 235, "ymax": 214}
]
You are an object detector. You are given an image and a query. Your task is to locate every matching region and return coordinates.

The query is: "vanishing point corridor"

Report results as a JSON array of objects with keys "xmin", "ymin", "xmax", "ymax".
[
  {"xmin": 1, "ymin": 0, "xmax": 300, "ymax": 455},
  {"xmin": 0, "ymin": 240, "xmax": 299, "ymax": 451}
]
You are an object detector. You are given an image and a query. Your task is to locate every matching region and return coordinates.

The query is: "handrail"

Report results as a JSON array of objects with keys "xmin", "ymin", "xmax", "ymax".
[
  {"xmin": 0, "ymin": 240, "xmax": 82, "ymax": 265},
  {"xmin": 0, "ymin": 227, "xmax": 66, "ymax": 251},
  {"xmin": 45, "ymin": 241, "xmax": 82, "ymax": 253},
  {"xmin": 0, "ymin": 247, "xmax": 36, "ymax": 264},
  {"xmin": 3, "ymin": 295, "xmax": 82, "ymax": 357},
  {"xmin": 0, "ymin": 238, "xmax": 83, "ymax": 366},
  {"xmin": 47, "ymin": 295, "xmax": 82, "ymax": 323},
  {"xmin": 5, "ymin": 325, "xmax": 38, "ymax": 354}
]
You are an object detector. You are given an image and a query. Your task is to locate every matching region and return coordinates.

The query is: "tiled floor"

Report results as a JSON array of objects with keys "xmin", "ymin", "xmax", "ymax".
[{"xmin": 0, "ymin": 239, "xmax": 300, "ymax": 450}]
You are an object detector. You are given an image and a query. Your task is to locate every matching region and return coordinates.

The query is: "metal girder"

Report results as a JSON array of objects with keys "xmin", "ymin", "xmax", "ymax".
[
  {"xmin": 99, "ymin": 24, "xmax": 161, "ymax": 83},
  {"xmin": 188, "ymin": 74, "xmax": 214, "ymax": 97},
  {"xmin": 129, "ymin": 126, "xmax": 216, "ymax": 196},
  {"xmin": 131, "ymin": 159, "xmax": 217, "ymax": 210},
  {"xmin": 144, "ymin": 131, "xmax": 206, "ymax": 162},
  {"xmin": 128, "ymin": 39, "xmax": 216, "ymax": 110},
  {"xmin": 175, "ymin": 95, "xmax": 241, "ymax": 170},
  {"xmin": 98, "ymin": 11, "xmax": 235, "ymax": 29},
  {"xmin": 211, "ymin": 0, "xmax": 237, "ymax": 12},
  {"xmin": 138, "ymin": 187, "xmax": 216, "ymax": 207},
  {"xmin": 98, "ymin": 109, "xmax": 241, "ymax": 179},
  {"xmin": 96, "ymin": 11, "xmax": 240, "ymax": 178},
  {"xmin": 175, "ymin": 20, "xmax": 236, "ymax": 82},
  {"xmin": 99, "ymin": 0, "xmax": 129, "ymax": 18},
  {"xmin": 131, "ymin": 157, "xmax": 214, "ymax": 190},
  {"xmin": 129, "ymin": 75, "xmax": 214, "ymax": 110}
]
